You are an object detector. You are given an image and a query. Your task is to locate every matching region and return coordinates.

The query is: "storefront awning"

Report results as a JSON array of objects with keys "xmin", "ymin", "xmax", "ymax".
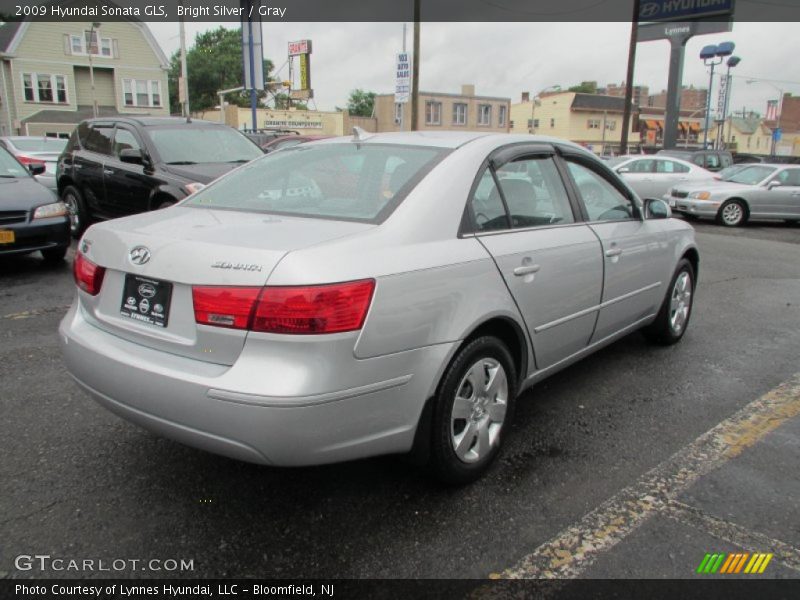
[
  {"xmin": 688, "ymin": 123, "xmax": 701, "ymax": 132},
  {"xmin": 644, "ymin": 119, "xmax": 659, "ymax": 129}
]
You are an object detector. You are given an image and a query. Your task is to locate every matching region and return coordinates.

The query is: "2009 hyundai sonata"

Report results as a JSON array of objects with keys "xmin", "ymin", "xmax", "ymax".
[{"xmin": 60, "ymin": 131, "xmax": 698, "ymax": 483}]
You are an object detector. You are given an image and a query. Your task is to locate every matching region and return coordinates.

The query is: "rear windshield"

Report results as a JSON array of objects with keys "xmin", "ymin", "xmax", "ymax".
[
  {"xmin": 725, "ymin": 165, "xmax": 776, "ymax": 185},
  {"xmin": 185, "ymin": 143, "xmax": 449, "ymax": 223},
  {"xmin": 148, "ymin": 126, "xmax": 263, "ymax": 164},
  {"xmin": 9, "ymin": 138, "xmax": 67, "ymax": 152}
]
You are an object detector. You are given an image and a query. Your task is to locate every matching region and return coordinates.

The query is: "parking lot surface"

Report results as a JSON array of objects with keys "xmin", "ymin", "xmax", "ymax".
[{"xmin": 1, "ymin": 218, "xmax": 799, "ymax": 580}]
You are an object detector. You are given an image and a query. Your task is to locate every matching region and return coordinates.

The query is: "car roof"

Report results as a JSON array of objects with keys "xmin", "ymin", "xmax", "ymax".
[{"xmin": 83, "ymin": 116, "xmax": 228, "ymax": 128}]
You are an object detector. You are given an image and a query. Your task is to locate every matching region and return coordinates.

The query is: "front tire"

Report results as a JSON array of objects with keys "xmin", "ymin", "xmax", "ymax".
[
  {"xmin": 41, "ymin": 246, "xmax": 68, "ymax": 264},
  {"xmin": 429, "ymin": 336, "xmax": 517, "ymax": 485},
  {"xmin": 717, "ymin": 199, "xmax": 747, "ymax": 227},
  {"xmin": 61, "ymin": 185, "xmax": 89, "ymax": 238},
  {"xmin": 643, "ymin": 258, "xmax": 695, "ymax": 345}
]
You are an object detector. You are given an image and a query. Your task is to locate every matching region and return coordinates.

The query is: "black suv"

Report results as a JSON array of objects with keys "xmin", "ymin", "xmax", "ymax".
[{"xmin": 57, "ymin": 117, "xmax": 263, "ymax": 236}]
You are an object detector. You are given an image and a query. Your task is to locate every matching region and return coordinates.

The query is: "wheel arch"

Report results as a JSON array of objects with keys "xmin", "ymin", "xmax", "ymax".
[
  {"xmin": 722, "ymin": 196, "xmax": 751, "ymax": 217},
  {"xmin": 681, "ymin": 246, "xmax": 699, "ymax": 280}
]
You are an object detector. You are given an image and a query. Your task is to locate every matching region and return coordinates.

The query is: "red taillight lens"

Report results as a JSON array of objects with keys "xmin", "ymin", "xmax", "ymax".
[
  {"xmin": 73, "ymin": 253, "xmax": 106, "ymax": 295},
  {"xmin": 192, "ymin": 286, "xmax": 261, "ymax": 329},
  {"xmin": 253, "ymin": 280, "xmax": 375, "ymax": 334},
  {"xmin": 192, "ymin": 279, "xmax": 375, "ymax": 334},
  {"xmin": 17, "ymin": 154, "xmax": 46, "ymax": 167}
]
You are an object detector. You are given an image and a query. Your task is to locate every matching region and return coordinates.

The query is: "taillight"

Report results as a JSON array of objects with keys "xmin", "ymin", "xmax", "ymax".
[
  {"xmin": 17, "ymin": 154, "xmax": 46, "ymax": 167},
  {"xmin": 192, "ymin": 286, "xmax": 261, "ymax": 329},
  {"xmin": 192, "ymin": 279, "xmax": 375, "ymax": 334},
  {"xmin": 73, "ymin": 252, "xmax": 106, "ymax": 295}
]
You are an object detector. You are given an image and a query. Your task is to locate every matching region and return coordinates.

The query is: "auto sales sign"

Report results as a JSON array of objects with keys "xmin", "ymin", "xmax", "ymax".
[{"xmin": 639, "ymin": 0, "xmax": 734, "ymax": 22}]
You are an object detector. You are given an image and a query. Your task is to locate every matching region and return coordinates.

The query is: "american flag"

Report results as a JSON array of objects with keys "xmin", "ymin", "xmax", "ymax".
[{"xmin": 765, "ymin": 99, "xmax": 780, "ymax": 121}]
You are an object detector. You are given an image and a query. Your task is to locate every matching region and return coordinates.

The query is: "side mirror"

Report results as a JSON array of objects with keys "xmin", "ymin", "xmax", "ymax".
[
  {"xmin": 644, "ymin": 197, "xmax": 671, "ymax": 220},
  {"xmin": 28, "ymin": 163, "xmax": 46, "ymax": 176},
  {"xmin": 617, "ymin": 166, "xmax": 630, "ymax": 174},
  {"xmin": 119, "ymin": 148, "xmax": 144, "ymax": 165},
  {"xmin": 767, "ymin": 180, "xmax": 782, "ymax": 190}
]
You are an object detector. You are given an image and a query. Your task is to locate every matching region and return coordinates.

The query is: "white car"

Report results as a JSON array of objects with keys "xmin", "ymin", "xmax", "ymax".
[{"xmin": 606, "ymin": 155, "xmax": 713, "ymax": 202}]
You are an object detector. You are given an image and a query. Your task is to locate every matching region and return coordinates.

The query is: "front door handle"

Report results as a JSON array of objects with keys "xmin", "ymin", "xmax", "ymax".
[
  {"xmin": 103, "ymin": 169, "xmax": 114, "ymax": 176},
  {"xmin": 513, "ymin": 264, "xmax": 541, "ymax": 276},
  {"xmin": 605, "ymin": 247, "xmax": 623, "ymax": 258}
]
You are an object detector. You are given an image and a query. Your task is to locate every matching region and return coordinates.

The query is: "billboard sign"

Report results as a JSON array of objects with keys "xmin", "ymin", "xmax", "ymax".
[
  {"xmin": 716, "ymin": 74, "xmax": 728, "ymax": 120},
  {"xmin": 639, "ymin": 0, "xmax": 735, "ymax": 23},
  {"xmin": 289, "ymin": 40, "xmax": 312, "ymax": 56},
  {"xmin": 395, "ymin": 52, "xmax": 411, "ymax": 104}
]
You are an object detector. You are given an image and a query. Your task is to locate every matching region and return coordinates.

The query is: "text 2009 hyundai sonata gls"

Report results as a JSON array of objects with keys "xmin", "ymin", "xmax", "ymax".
[{"xmin": 60, "ymin": 131, "xmax": 698, "ymax": 483}]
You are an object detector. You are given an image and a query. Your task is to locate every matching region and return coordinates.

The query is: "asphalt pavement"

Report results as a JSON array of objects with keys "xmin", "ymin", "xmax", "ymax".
[{"xmin": 1, "ymin": 218, "xmax": 799, "ymax": 581}]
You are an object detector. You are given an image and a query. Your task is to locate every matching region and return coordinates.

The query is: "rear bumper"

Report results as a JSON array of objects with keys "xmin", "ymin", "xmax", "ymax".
[
  {"xmin": 0, "ymin": 216, "xmax": 70, "ymax": 256},
  {"xmin": 59, "ymin": 302, "xmax": 455, "ymax": 466}
]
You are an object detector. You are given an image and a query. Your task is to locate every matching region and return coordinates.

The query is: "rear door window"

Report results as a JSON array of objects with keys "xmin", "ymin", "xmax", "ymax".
[
  {"xmin": 495, "ymin": 156, "xmax": 575, "ymax": 228},
  {"xmin": 80, "ymin": 124, "xmax": 114, "ymax": 155}
]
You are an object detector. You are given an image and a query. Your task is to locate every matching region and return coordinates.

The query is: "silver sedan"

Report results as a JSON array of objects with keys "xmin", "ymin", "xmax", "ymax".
[
  {"xmin": 60, "ymin": 132, "xmax": 698, "ymax": 483},
  {"xmin": 607, "ymin": 155, "xmax": 713, "ymax": 200},
  {"xmin": 667, "ymin": 163, "xmax": 800, "ymax": 226}
]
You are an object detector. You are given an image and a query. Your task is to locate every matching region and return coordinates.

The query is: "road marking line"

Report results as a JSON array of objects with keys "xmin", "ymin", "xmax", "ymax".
[
  {"xmin": 663, "ymin": 500, "xmax": 800, "ymax": 573},
  {"xmin": 496, "ymin": 374, "xmax": 800, "ymax": 579},
  {"xmin": 1, "ymin": 305, "xmax": 70, "ymax": 320}
]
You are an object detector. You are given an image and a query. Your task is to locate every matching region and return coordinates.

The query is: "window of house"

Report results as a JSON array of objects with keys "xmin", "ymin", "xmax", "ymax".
[
  {"xmin": 453, "ymin": 103, "xmax": 467, "ymax": 126},
  {"xmin": 533, "ymin": 118, "xmax": 539, "ymax": 129},
  {"xmin": 23, "ymin": 73, "xmax": 68, "ymax": 104},
  {"xmin": 425, "ymin": 101, "xmax": 442, "ymax": 125},
  {"xmin": 123, "ymin": 79, "xmax": 162, "ymax": 108},
  {"xmin": 394, "ymin": 102, "xmax": 403, "ymax": 125},
  {"xmin": 498, "ymin": 105, "xmax": 507, "ymax": 127},
  {"xmin": 550, "ymin": 118, "xmax": 555, "ymax": 128},
  {"xmin": 71, "ymin": 31, "xmax": 113, "ymax": 57},
  {"xmin": 607, "ymin": 120, "xmax": 617, "ymax": 131},
  {"xmin": 587, "ymin": 119, "xmax": 601, "ymax": 129},
  {"xmin": 478, "ymin": 104, "xmax": 492, "ymax": 126}
]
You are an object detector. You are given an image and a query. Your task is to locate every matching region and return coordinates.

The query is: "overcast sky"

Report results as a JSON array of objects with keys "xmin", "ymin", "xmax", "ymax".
[{"xmin": 147, "ymin": 21, "xmax": 800, "ymax": 116}]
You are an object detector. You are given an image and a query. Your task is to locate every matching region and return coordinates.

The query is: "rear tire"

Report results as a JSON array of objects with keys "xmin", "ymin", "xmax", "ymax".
[
  {"xmin": 429, "ymin": 336, "xmax": 517, "ymax": 485},
  {"xmin": 61, "ymin": 185, "xmax": 89, "ymax": 238},
  {"xmin": 717, "ymin": 199, "xmax": 747, "ymax": 227},
  {"xmin": 41, "ymin": 246, "xmax": 67, "ymax": 264},
  {"xmin": 642, "ymin": 258, "xmax": 695, "ymax": 346}
]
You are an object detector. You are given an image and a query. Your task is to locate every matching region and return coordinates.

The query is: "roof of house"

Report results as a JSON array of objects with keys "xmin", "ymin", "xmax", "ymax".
[
  {"xmin": 21, "ymin": 105, "xmax": 150, "ymax": 124},
  {"xmin": 730, "ymin": 116, "xmax": 768, "ymax": 135},
  {"xmin": 570, "ymin": 93, "xmax": 629, "ymax": 113},
  {"xmin": 0, "ymin": 22, "xmax": 22, "ymax": 53}
]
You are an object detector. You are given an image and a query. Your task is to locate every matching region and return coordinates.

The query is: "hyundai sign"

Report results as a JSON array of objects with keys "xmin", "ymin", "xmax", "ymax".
[{"xmin": 639, "ymin": 0, "xmax": 734, "ymax": 22}]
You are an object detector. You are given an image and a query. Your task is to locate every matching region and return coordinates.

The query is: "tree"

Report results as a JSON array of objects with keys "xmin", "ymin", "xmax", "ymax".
[
  {"xmin": 168, "ymin": 26, "xmax": 274, "ymax": 114},
  {"xmin": 567, "ymin": 81, "xmax": 598, "ymax": 94},
  {"xmin": 345, "ymin": 89, "xmax": 377, "ymax": 117}
]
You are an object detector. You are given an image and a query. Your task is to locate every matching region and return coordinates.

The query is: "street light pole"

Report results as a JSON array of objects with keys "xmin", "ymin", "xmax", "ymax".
[
  {"xmin": 700, "ymin": 42, "xmax": 734, "ymax": 149},
  {"xmin": 179, "ymin": 1, "xmax": 190, "ymax": 118},
  {"xmin": 530, "ymin": 84, "xmax": 560, "ymax": 134},
  {"xmin": 88, "ymin": 22, "xmax": 100, "ymax": 119},
  {"xmin": 718, "ymin": 56, "xmax": 740, "ymax": 149},
  {"xmin": 410, "ymin": 0, "xmax": 420, "ymax": 131}
]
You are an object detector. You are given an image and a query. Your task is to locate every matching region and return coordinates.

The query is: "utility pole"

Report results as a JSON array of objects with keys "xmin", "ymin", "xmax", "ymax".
[
  {"xmin": 179, "ymin": 1, "xmax": 190, "ymax": 118},
  {"xmin": 400, "ymin": 23, "xmax": 407, "ymax": 131},
  {"xmin": 410, "ymin": 0, "xmax": 420, "ymax": 131},
  {"xmin": 620, "ymin": 0, "xmax": 640, "ymax": 154}
]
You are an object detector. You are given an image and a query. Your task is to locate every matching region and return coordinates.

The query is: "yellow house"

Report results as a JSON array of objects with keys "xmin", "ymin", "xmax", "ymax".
[
  {"xmin": 708, "ymin": 116, "xmax": 772, "ymax": 154},
  {"xmin": 511, "ymin": 91, "xmax": 640, "ymax": 154},
  {"xmin": 0, "ymin": 15, "xmax": 169, "ymax": 137}
]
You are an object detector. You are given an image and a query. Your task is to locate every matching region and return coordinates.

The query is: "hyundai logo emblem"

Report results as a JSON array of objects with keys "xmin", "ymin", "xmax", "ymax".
[
  {"xmin": 639, "ymin": 2, "xmax": 661, "ymax": 19},
  {"xmin": 129, "ymin": 246, "xmax": 151, "ymax": 265}
]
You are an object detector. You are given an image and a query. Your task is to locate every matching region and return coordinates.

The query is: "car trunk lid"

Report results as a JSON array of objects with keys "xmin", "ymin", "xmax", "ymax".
[{"xmin": 77, "ymin": 207, "xmax": 372, "ymax": 365}]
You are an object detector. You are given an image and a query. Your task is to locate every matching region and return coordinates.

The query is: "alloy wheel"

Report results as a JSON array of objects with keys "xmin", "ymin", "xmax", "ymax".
[
  {"xmin": 669, "ymin": 271, "xmax": 693, "ymax": 335},
  {"xmin": 721, "ymin": 202, "xmax": 743, "ymax": 226},
  {"xmin": 450, "ymin": 358, "xmax": 508, "ymax": 464}
]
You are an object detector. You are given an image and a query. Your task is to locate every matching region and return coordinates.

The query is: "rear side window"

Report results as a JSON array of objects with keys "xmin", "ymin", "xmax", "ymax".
[
  {"xmin": 656, "ymin": 160, "xmax": 690, "ymax": 173},
  {"xmin": 79, "ymin": 124, "xmax": 114, "ymax": 155},
  {"xmin": 186, "ymin": 143, "xmax": 448, "ymax": 223}
]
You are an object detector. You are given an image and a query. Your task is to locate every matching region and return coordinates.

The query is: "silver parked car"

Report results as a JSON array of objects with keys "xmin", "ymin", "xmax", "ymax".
[
  {"xmin": 60, "ymin": 132, "xmax": 699, "ymax": 483},
  {"xmin": 0, "ymin": 136, "xmax": 67, "ymax": 191},
  {"xmin": 606, "ymin": 155, "xmax": 712, "ymax": 201},
  {"xmin": 667, "ymin": 163, "xmax": 800, "ymax": 226}
]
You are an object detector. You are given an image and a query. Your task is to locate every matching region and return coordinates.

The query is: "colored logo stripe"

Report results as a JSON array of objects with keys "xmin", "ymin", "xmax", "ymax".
[{"xmin": 697, "ymin": 553, "xmax": 773, "ymax": 574}]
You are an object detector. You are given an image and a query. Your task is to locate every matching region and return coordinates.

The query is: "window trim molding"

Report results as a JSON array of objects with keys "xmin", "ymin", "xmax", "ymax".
[
  {"xmin": 477, "ymin": 103, "xmax": 492, "ymax": 127},
  {"xmin": 21, "ymin": 72, "xmax": 69, "ymax": 105},
  {"xmin": 452, "ymin": 102, "xmax": 467, "ymax": 126},
  {"xmin": 425, "ymin": 100, "xmax": 442, "ymax": 126},
  {"xmin": 70, "ymin": 32, "xmax": 113, "ymax": 58}
]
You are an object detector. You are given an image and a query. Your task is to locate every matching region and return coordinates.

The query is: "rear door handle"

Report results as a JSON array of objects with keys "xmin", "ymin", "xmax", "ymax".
[
  {"xmin": 513, "ymin": 264, "xmax": 541, "ymax": 276},
  {"xmin": 605, "ymin": 248, "xmax": 623, "ymax": 258},
  {"xmin": 103, "ymin": 169, "xmax": 114, "ymax": 176}
]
